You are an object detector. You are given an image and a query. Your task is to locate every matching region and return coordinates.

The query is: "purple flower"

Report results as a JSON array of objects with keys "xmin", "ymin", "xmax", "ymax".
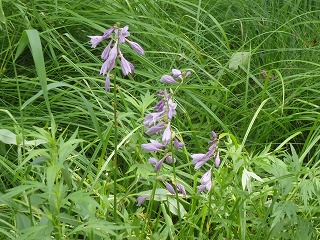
[
  {"xmin": 191, "ymin": 153, "xmax": 210, "ymax": 170},
  {"xmin": 172, "ymin": 69, "xmax": 182, "ymax": 78},
  {"xmin": 143, "ymin": 112, "xmax": 164, "ymax": 126},
  {"xmin": 176, "ymin": 184, "xmax": 187, "ymax": 197},
  {"xmin": 165, "ymin": 182, "xmax": 175, "ymax": 194},
  {"xmin": 197, "ymin": 168, "xmax": 212, "ymax": 193},
  {"xmin": 153, "ymin": 100, "xmax": 165, "ymax": 112},
  {"xmin": 120, "ymin": 53, "xmax": 134, "ymax": 75},
  {"xmin": 167, "ymin": 99, "xmax": 177, "ymax": 119},
  {"xmin": 141, "ymin": 140, "xmax": 164, "ymax": 152},
  {"xmin": 162, "ymin": 123, "xmax": 171, "ymax": 145},
  {"xmin": 165, "ymin": 154, "xmax": 175, "ymax": 164},
  {"xmin": 146, "ymin": 122, "xmax": 165, "ymax": 135},
  {"xmin": 174, "ymin": 138, "xmax": 185, "ymax": 149},
  {"xmin": 101, "ymin": 41, "xmax": 112, "ymax": 60},
  {"xmin": 103, "ymin": 27, "xmax": 115, "ymax": 38},
  {"xmin": 116, "ymin": 25, "xmax": 130, "ymax": 43},
  {"xmin": 137, "ymin": 195, "xmax": 149, "ymax": 206},
  {"xmin": 100, "ymin": 43, "xmax": 118, "ymax": 75},
  {"xmin": 126, "ymin": 39, "xmax": 144, "ymax": 55},
  {"xmin": 154, "ymin": 157, "xmax": 165, "ymax": 172},
  {"xmin": 160, "ymin": 75, "xmax": 178, "ymax": 84},
  {"xmin": 149, "ymin": 157, "xmax": 158, "ymax": 165},
  {"xmin": 208, "ymin": 131, "xmax": 218, "ymax": 145},
  {"xmin": 105, "ymin": 73, "xmax": 111, "ymax": 91},
  {"xmin": 88, "ymin": 35, "xmax": 105, "ymax": 48}
]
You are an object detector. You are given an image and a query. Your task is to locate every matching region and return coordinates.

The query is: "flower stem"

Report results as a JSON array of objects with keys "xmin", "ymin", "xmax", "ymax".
[{"xmin": 112, "ymin": 73, "xmax": 118, "ymax": 223}]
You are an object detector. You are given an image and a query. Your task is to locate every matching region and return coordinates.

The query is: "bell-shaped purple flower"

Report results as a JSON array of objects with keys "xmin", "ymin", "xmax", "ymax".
[
  {"xmin": 191, "ymin": 153, "xmax": 210, "ymax": 170},
  {"xmin": 88, "ymin": 35, "xmax": 105, "ymax": 48},
  {"xmin": 176, "ymin": 184, "xmax": 187, "ymax": 197},
  {"xmin": 160, "ymin": 75, "xmax": 178, "ymax": 84},
  {"xmin": 154, "ymin": 157, "xmax": 165, "ymax": 172},
  {"xmin": 162, "ymin": 123, "xmax": 171, "ymax": 145},
  {"xmin": 143, "ymin": 112, "xmax": 164, "ymax": 126},
  {"xmin": 103, "ymin": 27, "xmax": 115, "ymax": 38},
  {"xmin": 165, "ymin": 182, "xmax": 175, "ymax": 194},
  {"xmin": 149, "ymin": 157, "xmax": 158, "ymax": 166},
  {"xmin": 142, "ymin": 140, "xmax": 164, "ymax": 152},
  {"xmin": 167, "ymin": 99, "xmax": 177, "ymax": 119},
  {"xmin": 174, "ymin": 138, "xmax": 185, "ymax": 149},
  {"xmin": 126, "ymin": 39, "xmax": 144, "ymax": 55},
  {"xmin": 101, "ymin": 41, "xmax": 112, "ymax": 60},
  {"xmin": 172, "ymin": 69, "xmax": 182, "ymax": 78},
  {"xmin": 118, "ymin": 25, "xmax": 130, "ymax": 43},
  {"xmin": 197, "ymin": 168, "xmax": 212, "ymax": 193},
  {"xmin": 137, "ymin": 195, "xmax": 149, "ymax": 206},
  {"xmin": 146, "ymin": 122, "xmax": 165, "ymax": 135},
  {"xmin": 120, "ymin": 53, "xmax": 134, "ymax": 75}
]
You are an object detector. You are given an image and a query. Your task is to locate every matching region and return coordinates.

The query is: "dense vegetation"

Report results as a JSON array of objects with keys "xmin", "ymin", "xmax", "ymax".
[{"xmin": 0, "ymin": 0, "xmax": 319, "ymax": 239}]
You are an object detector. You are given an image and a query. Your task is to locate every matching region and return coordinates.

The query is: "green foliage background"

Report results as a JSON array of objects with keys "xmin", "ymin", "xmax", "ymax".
[{"xmin": 0, "ymin": 0, "xmax": 319, "ymax": 239}]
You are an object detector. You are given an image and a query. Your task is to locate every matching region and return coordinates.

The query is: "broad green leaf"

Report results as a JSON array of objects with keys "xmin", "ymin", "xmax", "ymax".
[
  {"xmin": 0, "ymin": 129, "xmax": 46, "ymax": 146},
  {"xmin": 229, "ymin": 51, "xmax": 251, "ymax": 70}
]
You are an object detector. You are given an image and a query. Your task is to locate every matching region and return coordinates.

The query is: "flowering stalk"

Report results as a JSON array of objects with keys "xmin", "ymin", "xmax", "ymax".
[
  {"xmin": 88, "ymin": 23, "xmax": 144, "ymax": 223},
  {"xmin": 137, "ymin": 69, "xmax": 191, "ymax": 209}
]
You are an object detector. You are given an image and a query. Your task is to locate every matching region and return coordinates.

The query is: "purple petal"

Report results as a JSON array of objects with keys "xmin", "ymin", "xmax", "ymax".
[
  {"xmin": 88, "ymin": 35, "xmax": 104, "ymax": 48},
  {"xmin": 120, "ymin": 54, "xmax": 133, "ymax": 75},
  {"xmin": 162, "ymin": 123, "xmax": 171, "ymax": 145},
  {"xmin": 191, "ymin": 154, "xmax": 206, "ymax": 163},
  {"xmin": 105, "ymin": 73, "xmax": 111, "ymax": 92},
  {"xmin": 149, "ymin": 157, "xmax": 158, "ymax": 165},
  {"xmin": 165, "ymin": 182, "xmax": 175, "ymax": 194},
  {"xmin": 200, "ymin": 168, "xmax": 212, "ymax": 185},
  {"xmin": 137, "ymin": 195, "xmax": 149, "ymax": 206},
  {"xmin": 176, "ymin": 184, "xmax": 187, "ymax": 196},
  {"xmin": 160, "ymin": 75, "xmax": 178, "ymax": 84},
  {"xmin": 141, "ymin": 140, "xmax": 163, "ymax": 152},
  {"xmin": 153, "ymin": 100, "xmax": 165, "ymax": 112},
  {"xmin": 146, "ymin": 122, "xmax": 165, "ymax": 135},
  {"xmin": 143, "ymin": 112, "xmax": 164, "ymax": 126},
  {"xmin": 127, "ymin": 39, "xmax": 144, "ymax": 55},
  {"xmin": 119, "ymin": 25, "xmax": 130, "ymax": 43},
  {"xmin": 103, "ymin": 27, "xmax": 115, "ymax": 38},
  {"xmin": 101, "ymin": 41, "xmax": 112, "ymax": 60},
  {"xmin": 165, "ymin": 154, "xmax": 176, "ymax": 164},
  {"xmin": 174, "ymin": 138, "xmax": 185, "ymax": 149},
  {"xmin": 167, "ymin": 99, "xmax": 177, "ymax": 119},
  {"xmin": 172, "ymin": 69, "xmax": 182, "ymax": 78},
  {"xmin": 154, "ymin": 158, "xmax": 164, "ymax": 172}
]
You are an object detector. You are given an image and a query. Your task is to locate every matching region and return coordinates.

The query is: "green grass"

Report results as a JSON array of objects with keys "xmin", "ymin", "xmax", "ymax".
[{"xmin": 0, "ymin": 0, "xmax": 320, "ymax": 239}]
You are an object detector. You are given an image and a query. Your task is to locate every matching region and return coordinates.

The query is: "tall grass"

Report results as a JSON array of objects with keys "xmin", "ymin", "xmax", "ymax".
[{"xmin": 0, "ymin": 0, "xmax": 319, "ymax": 239}]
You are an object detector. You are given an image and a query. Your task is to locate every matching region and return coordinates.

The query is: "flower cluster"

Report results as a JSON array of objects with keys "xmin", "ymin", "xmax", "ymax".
[
  {"xmin": 191, "ymin": 131, "xmax": 220, "ymax": 193},
  {"xmin": 141, "ymin": 89, "xmax": 184, "ymax": 172},
  {"xmin": 88, "ymin": 23, "xmax": 144, "ymax": 91},
  {"xmin": 137, "ymin": 69, "xmax": 191, "ymax": 206}
]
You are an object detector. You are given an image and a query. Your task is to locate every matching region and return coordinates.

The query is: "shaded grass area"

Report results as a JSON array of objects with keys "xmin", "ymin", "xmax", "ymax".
[{"xmin": 0, "ymin": 0, "xmax": 319, "ymax": 239}]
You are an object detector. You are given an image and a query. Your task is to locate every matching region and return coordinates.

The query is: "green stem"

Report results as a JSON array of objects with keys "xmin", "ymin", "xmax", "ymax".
[{"xmin": 113, "ymin": 73, "xmax": 118, "ymax": 223}]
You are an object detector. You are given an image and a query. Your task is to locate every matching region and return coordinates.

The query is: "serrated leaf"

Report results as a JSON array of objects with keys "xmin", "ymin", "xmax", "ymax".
[{"xmin": 229, "ymin": 51, "xmax": 251, "ymax": 70}]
